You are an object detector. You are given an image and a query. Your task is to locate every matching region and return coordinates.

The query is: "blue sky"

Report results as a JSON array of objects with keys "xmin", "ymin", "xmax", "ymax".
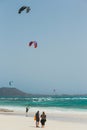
[{"xmin": 0, "ymin": 0, "xmax": 87, "ymax": 95}]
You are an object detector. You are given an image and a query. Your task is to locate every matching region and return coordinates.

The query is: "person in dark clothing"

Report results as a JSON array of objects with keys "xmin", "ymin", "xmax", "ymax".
[
  {"xmin": 35, "ymin": 111, "xmax": 40, "ymax": 127},
  {"xmin": 40, "ymin": 112, "xmax": 46, "ymax": 128},
  {"xmin": 26, "ymin": 106, "xmax": 29, "ymax": 117}
]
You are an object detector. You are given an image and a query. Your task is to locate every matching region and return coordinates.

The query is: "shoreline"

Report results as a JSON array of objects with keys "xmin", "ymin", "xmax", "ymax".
[{"xmin": 0, "ymin": 108, "xmax": 87, "ymax": 124}]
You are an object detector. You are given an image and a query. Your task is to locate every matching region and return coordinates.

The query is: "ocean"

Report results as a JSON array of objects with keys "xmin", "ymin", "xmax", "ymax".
[{"xmin": 0, "ymin": 95, "xmax": 87, "ymax": 114}]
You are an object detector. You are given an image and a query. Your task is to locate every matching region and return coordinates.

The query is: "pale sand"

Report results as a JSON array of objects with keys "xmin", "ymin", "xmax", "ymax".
[{"xmin": 0, "ymin": 110, "xmax": 87, "ymax": 130}]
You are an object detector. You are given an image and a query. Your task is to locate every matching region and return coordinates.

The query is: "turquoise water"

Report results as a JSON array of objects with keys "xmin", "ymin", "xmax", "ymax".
[
  {"xmin": 1, "ymin": 96, "xmax": 87, "ymax": 123},
  {"xmin": 0, "ymin": 95, "xmax": 87, "ymax": 110}
]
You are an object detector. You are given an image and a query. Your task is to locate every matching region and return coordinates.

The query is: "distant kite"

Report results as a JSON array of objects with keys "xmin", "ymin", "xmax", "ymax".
[
  {"xmin": 28, "ymin": 41, "xmax": 37, "ymax": 48},
  {"xmin": 18, "ymin": 6, "xmax": 31, "ymax": 14},
  {"xmin": 53, "ymin": 89, "xmax": 56, "ymax": 95},
  {"xmin": 9, "ymin": 81, "xmax": 13, "ymax": 86}
]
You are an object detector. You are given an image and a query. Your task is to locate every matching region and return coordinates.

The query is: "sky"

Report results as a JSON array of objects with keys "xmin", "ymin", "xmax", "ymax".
[{"xmin": 0, "ymin": 0, "xmax": 87, "ymax": 95}]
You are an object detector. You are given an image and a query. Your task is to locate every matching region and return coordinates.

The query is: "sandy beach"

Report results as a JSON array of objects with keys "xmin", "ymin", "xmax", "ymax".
[{"xmin": 0, "ymin": 109, "xmax": 87, "ymax": 130}]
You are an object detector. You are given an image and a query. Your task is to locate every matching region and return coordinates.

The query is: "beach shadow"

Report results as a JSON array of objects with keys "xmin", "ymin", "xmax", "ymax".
[{"xmin": 29, "ymin": 125, "xmax": 41, "ymax": 128}]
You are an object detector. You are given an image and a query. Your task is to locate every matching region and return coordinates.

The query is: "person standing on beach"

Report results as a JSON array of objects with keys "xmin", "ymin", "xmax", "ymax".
[
  {"xmin": 40, "ymin": 112, "xmax": 46, "ymax": 128},
  {"xmin": 26, "ymin": 106, "xmax": 29, "ymax": 117},
  {"xmin": 35, "ymin": 111, "xmax": 40, "ymax": 127}
]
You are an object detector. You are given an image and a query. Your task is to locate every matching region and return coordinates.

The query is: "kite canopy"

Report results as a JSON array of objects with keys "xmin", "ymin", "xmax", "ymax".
[
  {"xmin": 9, "ymin": 81, "xmax": 13, "ymax": 86},
  {"xmin": 29, "ymin": 41, "xmax": 37, "ymax": 48},
  {"xmin": 18, "ymin": 6, "xmax": 31, "ymax": 14}
]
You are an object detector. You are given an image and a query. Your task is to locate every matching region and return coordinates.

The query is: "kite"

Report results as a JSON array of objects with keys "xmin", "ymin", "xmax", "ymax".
[
  {"xmin": 18, "ymin": 6, "xmax": 31, "ymax": 14},
  {"xmin": 9, "ymin": 81, "xmax": 13, "ymax": 86},
  {"xmin": 29, "ymin": 41, "xmax": 37, "ymax": 48}
]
